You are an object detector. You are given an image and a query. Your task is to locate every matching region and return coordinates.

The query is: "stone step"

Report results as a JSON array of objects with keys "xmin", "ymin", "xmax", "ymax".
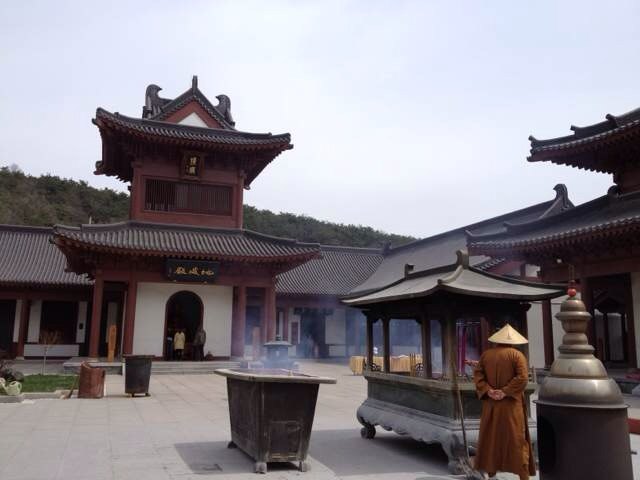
[
  {"xmin": 62, "ymin": 358, "xmax": 241, "ymax": 375},
  {"xmin": 150, "ymin": 361, "xmax": 240, "ymax": 374}
]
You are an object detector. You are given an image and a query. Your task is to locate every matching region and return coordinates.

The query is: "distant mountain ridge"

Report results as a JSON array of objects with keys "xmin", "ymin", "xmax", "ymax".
[{"xmin": 0, "ymin": 167, "xmax": 415, "ymax": 248}]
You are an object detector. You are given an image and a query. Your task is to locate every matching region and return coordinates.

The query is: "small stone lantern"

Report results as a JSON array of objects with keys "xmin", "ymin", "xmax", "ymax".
[
  {"xmin": 536, "ymin": 288, "xmax": 633, "ymax": 479},
  {"xmin": 263, "ymin": 336, "xmax": 294, "ymax": 369}
]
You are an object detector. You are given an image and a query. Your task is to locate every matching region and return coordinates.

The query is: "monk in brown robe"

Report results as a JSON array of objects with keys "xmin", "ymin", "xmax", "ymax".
[{"xmin": 473, "ymin": 324, "xmax": 535, "ymax": 480}]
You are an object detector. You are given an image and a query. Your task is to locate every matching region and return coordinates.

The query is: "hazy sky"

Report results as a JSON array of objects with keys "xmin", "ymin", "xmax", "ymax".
[{"xmin": 1, "ymin": 1, "xmax": 638, "ymax": 238}]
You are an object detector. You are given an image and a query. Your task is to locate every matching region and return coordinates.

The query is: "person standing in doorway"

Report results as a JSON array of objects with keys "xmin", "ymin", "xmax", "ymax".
[
  {"xmin": 166, "ymin": 332, "xmax": 174, "ymax": 360},
  {"xmin": 473, "ymin": 324, "xmax": 535, "ymax": 480},
  {"xmin": 193, "ymin": 325, "xmax": 206, "ymax": 361},
  {"xmin": 174, "ymin": 328, "xmax": 186, "ymax": 360}
]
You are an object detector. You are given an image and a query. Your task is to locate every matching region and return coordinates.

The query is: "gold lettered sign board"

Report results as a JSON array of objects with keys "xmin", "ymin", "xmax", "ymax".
[{"xmin": 165, "ymin": 259, "xmax": 220, "ymax": 283}]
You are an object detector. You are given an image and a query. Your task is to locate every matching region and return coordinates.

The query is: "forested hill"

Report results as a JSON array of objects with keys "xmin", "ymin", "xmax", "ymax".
[{"xmin": 0, "ymin": 167, "xmax": 415, "ymax": 248}]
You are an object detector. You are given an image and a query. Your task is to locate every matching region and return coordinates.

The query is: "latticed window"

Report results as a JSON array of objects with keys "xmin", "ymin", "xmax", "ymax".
[{"xmin": 144, "ymin": 179, "xmax": 232, "ymax": 215}]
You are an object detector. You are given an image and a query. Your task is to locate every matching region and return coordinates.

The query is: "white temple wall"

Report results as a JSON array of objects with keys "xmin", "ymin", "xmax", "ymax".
[
  {"xmin": 13, "ymin": 299, "xmax": 21, "ymax": 342},
  {"xmin": 325, "ymin": 308, "xmax": 346, "ymax": 357},
  {"xmin": 527, "ymin": 301, "xmax": 545, "ymax": 369},
  {"xmin": 27, "ymin": 300, "xmax": 41, "ymax": 343},
  {"xmin": 288, "ymin": 308, "xmax": 301, "ymax": 356},
  {"xmin": 134, "ymin": 282, "xmax": 233, "ymax": 357},
  {"xmin": 521, "ymin": 297, "xmax": 563, "ymax": 369}
]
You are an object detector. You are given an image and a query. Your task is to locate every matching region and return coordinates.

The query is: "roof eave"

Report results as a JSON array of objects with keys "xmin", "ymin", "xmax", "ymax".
[{"xmin": 53, "ymin": 235, "xmax": 320, "ymax": 264}]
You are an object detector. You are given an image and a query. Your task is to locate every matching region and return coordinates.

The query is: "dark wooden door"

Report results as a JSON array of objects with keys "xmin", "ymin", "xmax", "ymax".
[
  {"xmin": 0, "ymin": 300, "xmax": 16, "ymax": 357},
  {"xmin": 590, "ymin": 274, "xmax": 635, "ymax": 368}
]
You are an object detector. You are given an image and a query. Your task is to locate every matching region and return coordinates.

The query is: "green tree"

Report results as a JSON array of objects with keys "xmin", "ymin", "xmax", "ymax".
[{"xmin": 0, "ymin": 167, "xmax": 415, "ymax": 248}]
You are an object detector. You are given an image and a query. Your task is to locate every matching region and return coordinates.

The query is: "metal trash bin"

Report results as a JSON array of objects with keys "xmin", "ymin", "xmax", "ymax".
[
  {"xmin": 215, "ymin": 368, "xmax": 336, "ymax": 474},
  {"xmin": 124, "ymin": 355, "xmax": 153, "ymax": 397},
  {"xmin": 78, "ymin": 362, "xmax": 105, "ymax": 399}
]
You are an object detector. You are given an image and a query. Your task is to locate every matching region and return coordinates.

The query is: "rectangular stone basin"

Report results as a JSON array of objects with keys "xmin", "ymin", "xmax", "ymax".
[{"xmin": 215, "ymin": 368, "xmax": 336, "ymax": 474}]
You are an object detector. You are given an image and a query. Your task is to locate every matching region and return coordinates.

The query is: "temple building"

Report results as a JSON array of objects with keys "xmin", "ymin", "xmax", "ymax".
[
  {"xmin": 0, "ymin": 77, "xmax": 321, "ymax": 360},
  {"xmin": 469, "ymin": 107, "xmax": 640, "ymax": 369},
  {"xmin": 1, "ymin": 80, "xmax": 639, "ymax": 374}
]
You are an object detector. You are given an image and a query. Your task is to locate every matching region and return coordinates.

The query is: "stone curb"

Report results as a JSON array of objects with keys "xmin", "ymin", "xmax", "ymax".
[
  {"xmin": 0, "ymin": 393, "xmax": 24, "ymax": 403},
  {"xmin": 0, "ymin": 389, "xmax": 70, "ymax": 403}
]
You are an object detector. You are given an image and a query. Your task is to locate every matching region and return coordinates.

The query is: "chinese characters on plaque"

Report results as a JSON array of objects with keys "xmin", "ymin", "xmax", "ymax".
[
  {"xmin": 185, "ymin": 155, "xmax": 200, "ymax": 177},
  {"xmin": 165, "ymin": 259, "xmax": 220, "ymax": 283}
]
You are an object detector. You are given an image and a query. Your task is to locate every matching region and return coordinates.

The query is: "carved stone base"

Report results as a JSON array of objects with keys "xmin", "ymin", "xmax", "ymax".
[
  {"xmin": 254, "ymin": 461, "xmax": 267, "ymax": 474},
  {"xmin": 357, "ymin": 398, "xmax": 536, "ymax": 474}
]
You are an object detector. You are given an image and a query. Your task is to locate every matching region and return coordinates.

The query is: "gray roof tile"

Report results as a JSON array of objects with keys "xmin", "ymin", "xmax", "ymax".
[
  {"xmin": 94, "ymin": 108, "xmax": 291, "ymax": 150},
  {"xmin": 349, "ymin": 193, "xmax": 561, "ymax": 295},
  {"xmin": 53, "ymin": 221, "xmax": 320, "ymax": 262},
  {"xmin": 344, "ymin": 251, "xmax": 564, "ymax": 306},
  {"xmin": 0, "ymin": 226, "xmax": 90, "ymax": 287},
  {"xmin": 528, "ymin": 107, "xmax": 640, "ymax": 173},
  {"xmin": 468, "ymin": 190, "xmax": 640, "ymax": 255},
  {"xmin": 277, "ymin": 245, "xmax": 383, "ymax": 296},
  {"xmin": 530, "ymin": 107, "xmax": 640, "ymax": 153},
  {"xmin": 148, "ymin": 84, "xmax": 236, "ymax": 129}
]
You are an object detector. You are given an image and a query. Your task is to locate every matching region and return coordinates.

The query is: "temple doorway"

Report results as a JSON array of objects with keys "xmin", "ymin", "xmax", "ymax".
[
  {"xmin": 299, "ymin": 308, "xmax": 327, "ymax": 358},
  {"xmin": 164, "ymin": 291, "xmax": 203, "ymax": 360},
  {"xmin": 590, "ymin": 274, "xmax": 634, "ymax": 367},
  {"xmin": 0, "ymin": 300, "xmax": 15, "ymax": 358}
]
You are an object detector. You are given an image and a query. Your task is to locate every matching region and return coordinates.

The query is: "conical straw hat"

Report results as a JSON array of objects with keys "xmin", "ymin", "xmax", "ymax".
[{"xmin": 488, "ymin": 324, "xmax": 528, "ymax": 345}]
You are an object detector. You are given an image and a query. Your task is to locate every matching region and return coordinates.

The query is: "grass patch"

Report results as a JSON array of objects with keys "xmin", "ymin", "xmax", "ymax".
[{"xmin": 20, "ymin": 374, "xmax": 77, "ymax": 393}]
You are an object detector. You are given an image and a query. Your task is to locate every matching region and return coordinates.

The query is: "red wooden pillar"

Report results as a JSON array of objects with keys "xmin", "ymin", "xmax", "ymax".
[
  {"xmin": 122, "ymin": 278, "xmax": 137, "ymax": 355},
  {"xmin": 542, "ymin": 299, "xmax": 555, "ymax": 368},
  {"xmin": 365, "ymin": 313, "xmax": 375, "ymax": 370},
  {"xmin": 282, "ymin": 306, "xmax": 289, "ymax": 342},
  {"xmin": 231, "ymin": 285, "xmax": 247, "ymax": 358},
  {"xmin": 624, "ymin": 277, "xmax": 638, "ymax": 369},
  {"xmin": 89, "ymin": 273, "xmax": 104, "ymax": 359},
  {"xmin": 580, "ymin": 277, "xmax": 598, "ymax": 358},
  {"xmin": 235, "ymin": 174, "xmax": 245, "ymax": 228},
  {"xmin": 16, "ymin": 297, "xmax": 30, "ymax": 359},
  {"xmin": 420, "ymin": 313, "xmax": 432, "ymax": 379},
  {"xmin": 382, "ymin": 316, "xmax": 391, "ymax": 373},
  {"xmin": 264, "ymin": 284, "xmax": 277, "ymax": 342}
]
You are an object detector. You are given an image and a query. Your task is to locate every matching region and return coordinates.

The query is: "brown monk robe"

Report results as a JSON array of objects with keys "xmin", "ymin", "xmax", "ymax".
[{"xmin": 473, "ymin": 324, "xmax": 535, "ymax": 480}]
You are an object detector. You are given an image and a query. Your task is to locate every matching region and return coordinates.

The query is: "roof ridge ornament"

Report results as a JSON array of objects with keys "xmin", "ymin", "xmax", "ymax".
[
  {"xmin": 438, "ymin": 249, "xmax": 468, "ymax": 285},
  {"xmin": 456, "ymin": 249, "xmax": 469, "ymax": 268},
  {"xmin": 142, "ymin": 84, "xmax": 169, "ymax": 118},
  {"xmin": 216, "ymin": 94, "xmax": 235, "ymax": 127},
  {"xmin": 539, "ymin": 183, "xmax": 573, "ymax": 218},
  {"xmin": 498, "ymin": 184, "xmax": 574, "ymax": 234},
  {"xmin": 404, "ymin": 263, "xmax": 414, "ymax": 277},
  {"xmin": 192, "ymin": 75, "xmax": 198, "ymax": 92}
]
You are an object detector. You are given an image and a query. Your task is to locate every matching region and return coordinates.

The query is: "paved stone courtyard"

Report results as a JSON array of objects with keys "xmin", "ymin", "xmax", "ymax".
[{"xmin": 1, "ymin": 361, "xmax": 638, "ymax": 480}]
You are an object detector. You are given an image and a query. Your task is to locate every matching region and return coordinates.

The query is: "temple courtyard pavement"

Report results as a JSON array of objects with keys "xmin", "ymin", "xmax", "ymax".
[{"xmin": 1, "ymin": 360, "xmax": 639, "ymax": 480}]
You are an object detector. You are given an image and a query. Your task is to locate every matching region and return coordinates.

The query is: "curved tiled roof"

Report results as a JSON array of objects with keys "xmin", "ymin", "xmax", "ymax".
[
  {"xmin": 94, "ymin": 109, "xmax": 291, "ymax": 150},
  {"xmin": 344, "ymin": 250, "xmax": 563, "ymax": 306},
  {"xmin": 277, "ymin": 245, "xmax": 383, "ymax": 296},
  {"xmin": 53, "ymin": 221, "xmax": 320, "ymax": 262},
  {"xmin": 349, "ymin": 190, "xmax": 563, "ymax": 295},
  {"xmin": 528, "ymin": 107, "xmax": 640, "ymax": 173},
  {"xmin": 148, "ymin": 85, "xmax": 236, "ymax": 129},
  {"xmin": 0, "ymin": 226, "xmax": 90, "ymax": 287},
  {"xmin": 468, "ymin": 190, "xmax": 640, "ymax": 257}
]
